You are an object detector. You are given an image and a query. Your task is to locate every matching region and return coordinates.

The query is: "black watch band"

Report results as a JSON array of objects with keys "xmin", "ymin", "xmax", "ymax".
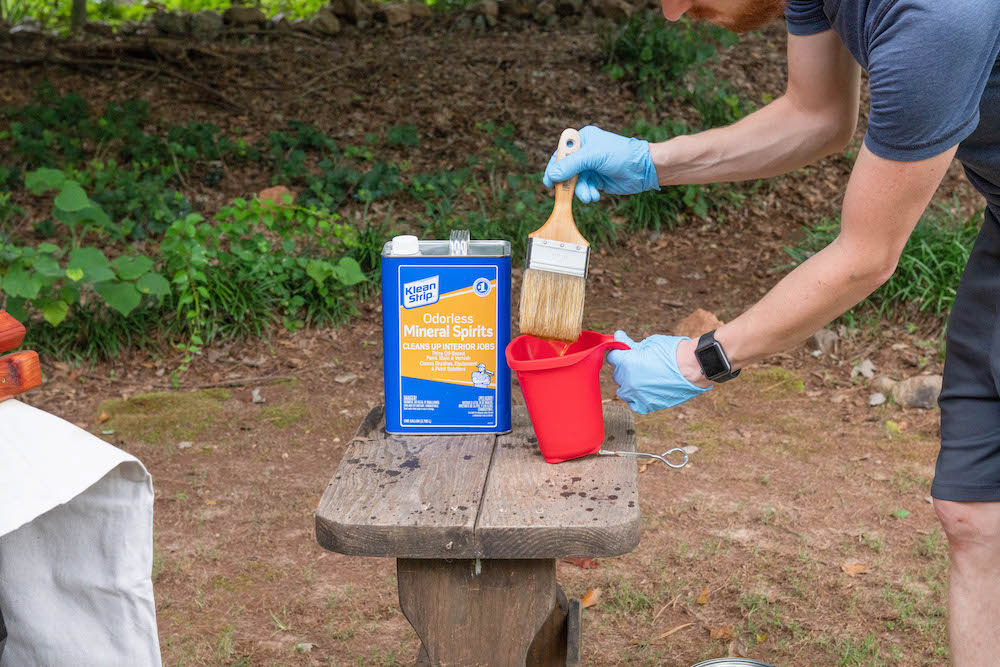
[{"xmin": 695, "ymin": 330, "xmax": 741, "ymax": 383}]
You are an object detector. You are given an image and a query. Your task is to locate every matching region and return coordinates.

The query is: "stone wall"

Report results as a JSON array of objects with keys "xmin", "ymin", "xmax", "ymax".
[{"xmin": 2, "ymin": 0, "xmax": 662, "ymax": 43}]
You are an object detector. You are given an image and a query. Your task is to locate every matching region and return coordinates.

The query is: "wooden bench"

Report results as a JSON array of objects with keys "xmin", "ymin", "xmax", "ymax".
[
  {"xmin": 0, "ymin": 311, "xmax": 43, "ymax": 661},
  {"xmin": 316, "ymin": 404, "xmax": 639, "ymax": 666}
]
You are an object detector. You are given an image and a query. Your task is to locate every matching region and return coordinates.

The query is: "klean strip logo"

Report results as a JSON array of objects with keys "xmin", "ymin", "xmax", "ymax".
[{"xmin": 403, "ymin": 275, "xmax": 439, "ymax": 309}]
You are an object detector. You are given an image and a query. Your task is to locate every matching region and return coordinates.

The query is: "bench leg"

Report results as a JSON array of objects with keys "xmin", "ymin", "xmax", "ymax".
[{"xmin": 398, "ymin": 559, "xmax": 557, "ymax": 667}]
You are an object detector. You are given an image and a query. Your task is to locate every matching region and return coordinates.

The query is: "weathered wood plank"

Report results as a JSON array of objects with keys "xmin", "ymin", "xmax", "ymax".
[
  {"xmin": 398, "ymin": 558, "xmax": 556, "ymax": 667},
  {"xmin": 0, "ymin": 602, "xmax": 6, "ymax": 662},
  {"xmin": 315, "ymin": 406, "xmax": 496, "ymax": 558},
  {"xmin": 476, "ymin": 405, "xmax": 639, "ymax": 558},
  {"xmin": 566, "ymin": 598, "xmax": 581, "ymax": 666},
  {"xmin": 526, "ymin": 583, "xmax": 568, "ymax": 666}
]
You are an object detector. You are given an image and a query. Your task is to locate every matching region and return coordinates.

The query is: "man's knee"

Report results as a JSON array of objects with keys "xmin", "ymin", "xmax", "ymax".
[{"xmin": 934, "ymin": 498, "xmax": 1000, "ymax": 557}]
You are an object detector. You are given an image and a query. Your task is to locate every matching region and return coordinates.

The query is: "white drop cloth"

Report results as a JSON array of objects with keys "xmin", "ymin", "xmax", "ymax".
[{"xmin": 0, "ymin": 399, "xmax": 161, "ymax": 666}]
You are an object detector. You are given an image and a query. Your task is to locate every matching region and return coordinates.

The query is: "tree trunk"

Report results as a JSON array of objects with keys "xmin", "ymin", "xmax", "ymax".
[{"xmin": 70, "ymin": 0, "xmax": 87, "ymax": 33}]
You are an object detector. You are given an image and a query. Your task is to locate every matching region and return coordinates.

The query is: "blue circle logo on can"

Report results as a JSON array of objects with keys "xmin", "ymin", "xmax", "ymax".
[{"xmin": 473, "ymin": 278, "xmax": 492, "ymax": 297}]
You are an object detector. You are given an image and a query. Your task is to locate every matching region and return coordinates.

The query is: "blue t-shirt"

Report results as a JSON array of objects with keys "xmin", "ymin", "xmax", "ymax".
[{"xmin": 786, "ymin": 0, "xmax": 1000, "ymax": 211}]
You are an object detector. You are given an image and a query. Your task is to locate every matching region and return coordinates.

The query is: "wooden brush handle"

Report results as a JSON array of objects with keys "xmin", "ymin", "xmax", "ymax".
[
  {"xmin": 529, "ymin": 128, "xmax": 589, "ymax": 246},
  {"xmin": 0, "ymin": 311, "xmax": 26, "ymax": 354},
  {"xmin": 0, "ymin": 351, "xmax": 42, "ymax": 402}
]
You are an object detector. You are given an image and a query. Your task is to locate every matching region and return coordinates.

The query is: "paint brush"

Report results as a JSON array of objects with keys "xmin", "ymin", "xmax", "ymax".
[{"xmin": 519, "ymin": 128, "xmax": 589, "ymax": 342}]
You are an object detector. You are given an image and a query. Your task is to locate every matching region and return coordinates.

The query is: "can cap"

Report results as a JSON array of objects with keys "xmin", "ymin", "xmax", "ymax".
[{"xmin": 392, "ymin": 235, "xmax": 419, "ymax": 255}]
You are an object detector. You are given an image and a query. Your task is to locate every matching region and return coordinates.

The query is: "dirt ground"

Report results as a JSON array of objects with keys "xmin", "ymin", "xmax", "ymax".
[{"xmin": 6, "ymin": 13, "xmax": 985, "ymax": 667}]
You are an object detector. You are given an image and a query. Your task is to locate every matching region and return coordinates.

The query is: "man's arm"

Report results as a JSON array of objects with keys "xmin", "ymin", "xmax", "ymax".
[
  {"xmin": 650, "ymin": 30, "xmax": 861, "ymax": 185},
  {"xmin": 675, "ymin": 143, "xmax": 958, "ymax": 384}
]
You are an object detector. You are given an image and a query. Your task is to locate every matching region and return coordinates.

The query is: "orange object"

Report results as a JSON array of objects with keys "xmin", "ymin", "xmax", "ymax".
[{"xmin": 0, "ymin": 312, "xmax": 42, "ymax": 402}]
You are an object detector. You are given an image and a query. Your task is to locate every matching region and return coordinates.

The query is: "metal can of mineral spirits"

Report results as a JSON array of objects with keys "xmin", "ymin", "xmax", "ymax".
[{"xmin": 381, "ymin": 231, "xmax": 511, "ymax": 434}]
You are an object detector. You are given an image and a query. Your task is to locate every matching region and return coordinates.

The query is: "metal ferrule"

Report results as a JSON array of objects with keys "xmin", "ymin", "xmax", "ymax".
[{"xmin": 525, "ymin": 238, "xmax": 590, "ymax": 278}]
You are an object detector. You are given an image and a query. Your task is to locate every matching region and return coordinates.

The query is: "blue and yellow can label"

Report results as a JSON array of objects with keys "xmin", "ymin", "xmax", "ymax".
[{"xmin": 382, "ymin": 251, "xmax": 511, "ymax": 434}]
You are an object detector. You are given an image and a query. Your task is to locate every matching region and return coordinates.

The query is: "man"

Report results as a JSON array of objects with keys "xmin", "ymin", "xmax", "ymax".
[
  {"xmin": 543, "ymin": 0, "xmax": 1000, "ymax": 663},
  {"xmin": 472, "ymin": 363, "xmax": 494, "ymax": 388}
]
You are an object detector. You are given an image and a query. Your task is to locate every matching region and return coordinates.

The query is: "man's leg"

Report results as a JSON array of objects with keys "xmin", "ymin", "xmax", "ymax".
[
  {"xmin": 931, "ymin": 206, "xmax": 1000, "ymax": 666},
  {"xmin": 934, "ymin": 500, "xmax": 1000, "ymax": 665}
]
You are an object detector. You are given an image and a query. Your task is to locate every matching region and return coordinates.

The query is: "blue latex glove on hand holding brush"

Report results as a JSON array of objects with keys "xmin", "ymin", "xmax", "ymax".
[
  {"xmin": 542, "ymin": 126, "xmax": 660, "ymax": 203},
  {"xmin": 606, "ymin": 331, "xmax": 710, "ymax": 414}
]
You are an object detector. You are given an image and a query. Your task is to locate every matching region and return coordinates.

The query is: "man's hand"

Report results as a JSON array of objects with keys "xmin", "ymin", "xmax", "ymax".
[
  {"xmin": 542, "ymin": 126, "xmax": 660, "ymax": 203},
  {"xmin": 606, "ymin": 331, "xmax": 710, "ymax": 414}
]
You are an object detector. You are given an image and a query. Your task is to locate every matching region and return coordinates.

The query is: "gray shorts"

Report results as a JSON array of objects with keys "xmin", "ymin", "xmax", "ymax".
[{"xmin": 932, "ymin": 206, "xmax": 1000, "ymax": 502}]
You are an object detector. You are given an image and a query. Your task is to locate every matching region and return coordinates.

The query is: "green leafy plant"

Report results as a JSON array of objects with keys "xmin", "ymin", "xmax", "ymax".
[
  {"xmin": 603, "ymin": 15, "xmax": 737, "ymax": 102},
  {"xmin": 162, "ymin": 197, "xmax": 369, "ymax": 343}
]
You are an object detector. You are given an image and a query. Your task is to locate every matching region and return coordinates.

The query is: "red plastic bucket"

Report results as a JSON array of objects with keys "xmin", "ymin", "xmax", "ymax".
[{"xmin": 505, "ymin": 330, "xmax": 629, "ymax": 463}]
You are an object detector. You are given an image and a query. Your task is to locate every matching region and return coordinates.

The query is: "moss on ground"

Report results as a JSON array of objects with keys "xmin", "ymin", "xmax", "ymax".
[
  {"xmin": 259, "ymin": 401, "xmax": 310, "ymax": 428},
  {"xmin": 744, "ymin": 367, "xmax": 805, "ymax": 397},
  {"xmin": 99, "ymin": 389, "xmax": 230, "ymax": 445}
]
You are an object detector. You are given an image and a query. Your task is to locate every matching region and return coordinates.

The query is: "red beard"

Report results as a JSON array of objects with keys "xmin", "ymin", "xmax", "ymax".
[{"xmin": 687, "ymin": 0, "xmax": 788, "ymax": 33}]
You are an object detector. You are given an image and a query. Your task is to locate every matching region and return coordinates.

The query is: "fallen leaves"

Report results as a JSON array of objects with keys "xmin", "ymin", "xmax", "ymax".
[
  {"xmin": 707, "ymin": 625, "xmax": 733, "ymax": 641},
  {"xmin": 97, "ymin": 410, "xmax": 110, "ymax": 424},
  {"xmin": 580, "ymin": 587, "xmax": 601, "ymax": 608},
  {"xmin": 696, "ymin": 586, "xmax": 710, "ymax": 605},
  {"xmin": 562, "ymin": 557, "xmax": 600, "ymax": 569},
  {"xmin": 841, "ymin": 561, "xmax": 868, "ymax": 577}
]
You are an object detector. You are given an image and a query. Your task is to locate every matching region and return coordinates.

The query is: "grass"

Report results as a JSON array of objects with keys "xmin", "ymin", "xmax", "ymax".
[
  {"xmin": 604, "ymin": 577, "xmax": 655, "ymax": 617},
  {"xmin": 742, "ymin": 367, "xmax": 806, "ymax": 397},
  {"xmin": 784, "ymin": 199, "xmax": 981, "ymax": 321},
  {"xmin": 98, "ymin": 388, "xmax": 229, "ymax": 445},
  {"xmin": 259, "ymin": 401, "xmax": 310, "ymax": 428}
]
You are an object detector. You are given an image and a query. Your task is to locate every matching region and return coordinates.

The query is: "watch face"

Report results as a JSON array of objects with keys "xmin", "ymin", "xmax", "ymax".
[{"xmin": 698, "ymin": 342, "xmax": 730, "ymax": 378}]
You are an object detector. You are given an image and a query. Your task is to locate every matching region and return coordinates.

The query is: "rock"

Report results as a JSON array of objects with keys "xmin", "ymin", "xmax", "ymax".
[
  {"xmin": 593, "ymin": 0, "xmax": 635, "ymax": 19},
  {"xmin": 681, "ymin": 445, "xmax": 699, "ymax": 455},
  {"xmin": 335, "ymin": 372, "xmax": 359, "ymax": 384},
  {"xmin": 499, "ymin": 0, "xmax": 534, "ymax": 16},
  {"xmin": 8, "ymin": 22, "xmax": 46, "ymax": 46},
  {"xmin": 891, "ymin": 375, "xmax": 943, "ymax": 409},
  {"xmin": 808, "ymin": 328, "xmax": 838, "ymax": 356},
  {"xmin": 471, "ymin": 0, "xmax": 499, "ymax": 19},
  {"xmin": 312, "ymin": 7, "xmax": 342, "ymax": 34},
  {"xmin": 251, "ymin": 388, "xmax": 265, "ymax": 404},
  {"xmin": 473, "ymin": 14, "xmax": 487, "ymax": 29},
  {"xmin": 674, "ymin": 308, "xmax": 723, "ymax": 340},
  {"xmin": 375, "ymin": 2, "xmax": 411, "ymax": 25},
  {"xmin": 177, "ymin": 441, "xmax": 193, "ymax": 449},
  {"xmin": 82, "ymin": 21, "xmax": 115, "ymax": 38},
  {"xmin": 556, "ymin": 0, "xmax": 582, "ymax": 15},
  {"xmin": 868, "ymin": 392, "xmax": 886, "ymax": 407},
  {"xmin": 851, "ymin": 359, "xmax": 876, "ymax": 380},
  {"xmin": 871, "ymin": 375, "xmax": 897, "ymax": 394},
  {"xmin": 409, "ymin": 1, "xmax": 432, "ymax": 18},
  {"xmin": 258, "ymin": 185, "xmax": 295, "ymax": 206},
  {"xmin": 223, "ymin": 6, "xmax": 268, "ymax": 28},
  {"xmin": 654, "ymin": 277, "xmax": 668, "ymax": 286},
  {"xmin": 532, "ymin": 0, "xmax": 556, "ymax": 22},
  {"xmin": 153, "ymin": 10, "xmax": 188, "ymax": 36},
  {"xmin": 189, "ymin": 10, "xmax": 223, "ymax": 39},
  {"xmin": 332, "ymin": 0, "xmax": 373, "ymax": 22}
]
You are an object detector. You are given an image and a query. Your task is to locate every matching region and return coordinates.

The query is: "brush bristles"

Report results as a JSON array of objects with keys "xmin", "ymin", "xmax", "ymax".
[{"xmin": 519, "ymin": 268, "xmax": 585, "ymax": 342}]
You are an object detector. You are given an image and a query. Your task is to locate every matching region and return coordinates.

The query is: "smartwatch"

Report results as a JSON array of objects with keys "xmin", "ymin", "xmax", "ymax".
[{"xmin": 695, "ymin": 330, "xmax": 741, "ymax": 383}]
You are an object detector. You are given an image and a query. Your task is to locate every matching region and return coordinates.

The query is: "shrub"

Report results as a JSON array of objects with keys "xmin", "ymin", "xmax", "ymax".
[{"xmin": 603, "ymin": 15, "xmax": 737, "ymax": 102}]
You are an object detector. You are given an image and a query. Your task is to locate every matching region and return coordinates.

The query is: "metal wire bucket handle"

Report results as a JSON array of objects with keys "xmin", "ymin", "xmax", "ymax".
[{"xmin": 597, "ymin": 447, "xmax": 689, "ymax": 469}]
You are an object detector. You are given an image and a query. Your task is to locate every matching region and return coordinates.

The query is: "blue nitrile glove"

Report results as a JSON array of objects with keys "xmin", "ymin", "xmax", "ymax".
[
  {"xmin": 605, "ymin": 331, "xmax": 710, "ymax": 414},
  {"xmin": 542, "ymin": 125, "xmax": 660, "ymax": 203}
]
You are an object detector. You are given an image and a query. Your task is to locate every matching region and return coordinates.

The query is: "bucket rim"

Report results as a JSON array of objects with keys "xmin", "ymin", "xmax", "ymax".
[{"xmin": 505, "ymin": 330, "xmax": 628, "ymax": 371}]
